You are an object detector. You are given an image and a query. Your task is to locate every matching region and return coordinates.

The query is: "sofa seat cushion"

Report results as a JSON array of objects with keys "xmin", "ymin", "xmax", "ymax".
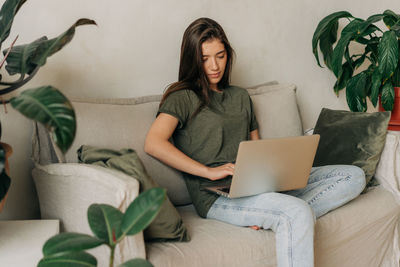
[
  {"xmin": 146, "ymin": 186, "xmax": 400, "ymax": 267},
  {"xmin": 147, "ymin": 204, "xmax": 277, "ymax": 267}
]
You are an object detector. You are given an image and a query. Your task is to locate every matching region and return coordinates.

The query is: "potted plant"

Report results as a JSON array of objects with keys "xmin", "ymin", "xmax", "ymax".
[
  {"xmin": 0, "ymin": 0, "xmax": 96, "ymax": 211},
  {"xmin": 38, "ymin": 187, "xmax": 166, "ymax": 267},
  {"xmin": 312, "ymin": 9, "xmax": 400, "ymax": 130}
]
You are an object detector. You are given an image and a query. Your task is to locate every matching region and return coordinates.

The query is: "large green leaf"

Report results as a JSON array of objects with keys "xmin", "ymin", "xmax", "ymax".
[
  {"xmin": 38, "ymin": 251, "xmax": 97, "ymax": 267},
  {"xmin": 361, "ymin": 14, "xmax": 384, "ymax": 26},
  {"xmin": 0, "ymin": 0, "xmax": 26, "ymax": 44},
  {"xmin": 118, "ymin": 258, "xmax": 154, "ymax": 267},
  {"xmin": 318, "ymin": 21, "xmax": 338, "ymax": 69},
  {"xmin": 3, "ymin": 36, "xmax": 47, "ymax": 76},
  {"xmin": 334, "ymin": 61, "xmax": 353, "ymax": 93},
  {"xmin": 121, "ymin": 188, "xmax": 166, "ymax": 237},
  {"xmin": 383, "ymin": 10, "xmax": 400, "ymax": 29},
  {"xmin": 3, "ymin": 19, "xmax": 96, "ymax": 76},
  {"xmin": 30, "ymin": 19, "xmax": 96, "ymax": 67},
  {"xmin": 370, "ymin": 69, "xmax": 382, "ymax": 107},
  {"xmin": 346, "ymin": 71, "xmax": 368, "ymax": 112},
  {"xmin": 10, "ymin": 86, "xmax": 76, "ymax": 153},
  {"xmin": 378, "ymin": 30, "xmax": 399, "ymax": 79},
  {"xmin": 331, "ymin": 19, "xmax": 364, "ymax": 77},
  {"xmin": 381, "ymin": 82, "xmax": 395, "ymax": 111},
  {"xmin": 312, "ymin": 11, "xmax": 353, "ymax": 68},
  {"xmin": 87, "ymin": 204, "xmax": 123, "ymax": 246},
  {"xmin": 42, "ymin": 232, "xmax": 103, "ymax": 257}
]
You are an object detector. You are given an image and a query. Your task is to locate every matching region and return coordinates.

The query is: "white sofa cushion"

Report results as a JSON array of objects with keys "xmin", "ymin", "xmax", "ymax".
[{"xmin": 32, "ymin": 163, "xmax": 145, "ymax": 266}]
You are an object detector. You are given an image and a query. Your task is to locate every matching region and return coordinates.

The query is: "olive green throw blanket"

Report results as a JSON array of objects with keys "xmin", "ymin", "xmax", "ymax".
[{"xmin": 77, "ymin": 145, "xmax": 190, "ymax": 242}]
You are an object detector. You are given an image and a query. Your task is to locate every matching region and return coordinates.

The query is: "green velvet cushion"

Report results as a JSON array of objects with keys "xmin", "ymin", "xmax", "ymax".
[
  {"xmin": 77, "ymin": 145, "xmax": 190, "ymax": 242},
  {"xmin": 313, "ymin": 108, "xmax": 390, "ymax": 187}
]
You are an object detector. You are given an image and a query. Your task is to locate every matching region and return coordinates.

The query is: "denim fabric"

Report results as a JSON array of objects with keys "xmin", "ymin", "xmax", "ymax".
[{"xmin": 206, "ymin": 165, "xmax": 366, "ymax": 267}]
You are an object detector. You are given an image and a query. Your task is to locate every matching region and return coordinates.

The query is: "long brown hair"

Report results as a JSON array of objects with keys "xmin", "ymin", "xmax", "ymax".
[{"xmin": 160, "ymin": 17, "xmax": 235, "ymax": 111}]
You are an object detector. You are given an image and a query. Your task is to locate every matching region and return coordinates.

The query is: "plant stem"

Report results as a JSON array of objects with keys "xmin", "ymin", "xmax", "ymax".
[
  {"xmin": 109, "ymin": 245, "xmax": 115, "ymax": 267},
  {"xmin": 0, "ymin": 35, "xmax": 18, "ymax": 69}
]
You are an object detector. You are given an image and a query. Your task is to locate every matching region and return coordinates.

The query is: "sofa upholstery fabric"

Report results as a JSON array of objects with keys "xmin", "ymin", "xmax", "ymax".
[{"xmin": 146, "ymin": 187, "xmax": 399, "ymax": 267}]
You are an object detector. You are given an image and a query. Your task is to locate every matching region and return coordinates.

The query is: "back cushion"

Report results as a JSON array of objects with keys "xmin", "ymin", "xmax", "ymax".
[
  {"xmin": 65, "ymin": 96, "xmax": 192, "ymax": 206},
  {"xmin": 248, "ymin": 83, "xmax": 303, "ymax": 138},
  {"xmin": 39, "ymin": 82, "xmax": 302, "ymax": 206}
]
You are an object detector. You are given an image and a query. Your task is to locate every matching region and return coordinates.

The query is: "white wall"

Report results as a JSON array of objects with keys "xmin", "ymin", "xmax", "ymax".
[{"xmin": 1, "ymin": 0, "xmax": 399, "ymax": 219}]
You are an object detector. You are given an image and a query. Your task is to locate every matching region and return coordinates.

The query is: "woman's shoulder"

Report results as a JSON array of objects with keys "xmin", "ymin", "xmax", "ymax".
[
  {"xmin": 163, "ymin": 88, "xmax": 199, "ymax": 104},
  {"xmin": 225, "ymin": 85, "xmax": 250, "ymax": 97}
]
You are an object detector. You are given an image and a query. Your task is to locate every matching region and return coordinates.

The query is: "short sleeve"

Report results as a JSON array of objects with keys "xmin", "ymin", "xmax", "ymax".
[
  {"xmin": 158, "ymin": 90, "xmax": 195, "ymax": 129},
  {"xmin": 249, "ymin": 96, "xmax": 259, "ymax": 132}
]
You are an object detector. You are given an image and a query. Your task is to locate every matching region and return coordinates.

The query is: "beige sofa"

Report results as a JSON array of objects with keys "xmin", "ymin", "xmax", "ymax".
[{"xmin": 32, "ymin": 82, "xmax": 400, "ymax": 267}]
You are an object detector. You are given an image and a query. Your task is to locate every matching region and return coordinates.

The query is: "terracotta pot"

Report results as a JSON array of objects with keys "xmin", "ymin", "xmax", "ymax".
[
  {"xmin": 0, "ymin": 142, "xmax": 12, "ymax": 213},
  {"xmin": 379, "ymin": 87, "xmax": 400, "ymax": 131}
]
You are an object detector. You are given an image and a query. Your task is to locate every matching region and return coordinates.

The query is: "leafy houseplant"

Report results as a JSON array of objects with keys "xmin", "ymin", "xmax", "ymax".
[
  {"xmin": 312, "ymin": 10, "xmax": 400, "ymax": 114},
  {"xmin": 38, "ymin": 187, "xmax": 166, "ymax": 267},
  {"xmin": 0, "ymin": 0, "xmax": 96, "ymax": 210}
]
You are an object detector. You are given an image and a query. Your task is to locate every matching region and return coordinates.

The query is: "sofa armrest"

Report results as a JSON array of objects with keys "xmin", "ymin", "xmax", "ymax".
[{"xmin": 32, "ymin": 163, "xmax": 146, "ymax": 266}]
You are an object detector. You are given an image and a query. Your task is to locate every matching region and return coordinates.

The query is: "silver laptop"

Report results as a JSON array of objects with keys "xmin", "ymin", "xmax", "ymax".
[{"xmin": 205, "ymin": 135, "xmax": 320, "ymax": 198}]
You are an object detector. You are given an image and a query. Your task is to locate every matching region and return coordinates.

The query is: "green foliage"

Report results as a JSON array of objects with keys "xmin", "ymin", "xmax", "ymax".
[
  {"xmin": 121, "ymin": 186, "xmax": 165, "ymax": 236},
  {"xmin": 38, "ymin": 251, "xmax": 97, "ymax": 267},
  {"xmin": 0, "ymin": 0, "xmax": 26, "ymax": 43},
  {"xmin": 38, "ymin": 188, "xmax": 166, "ymax": 267},
  {"xmin": 118, "ymin": 258, "xmax": 154, "ymax": 267},
  {"xmin": 346, "ymin": 71, "xmax": 368, "ymax": 112},
  {"xmin": 42, "ymin": 233, "xmax": 103, "ymax": 257},
  {"xmin": 88, "ymin": 204, "xmax": 124, "ymax": 245},
  {"xmin": 0, "ymin": 0, "xmax": 96, "ymax": 203},
  {"xmin": 10, "ymin": 86, "xmax": 76, "ymax": 153},
  {"xmin": 312, "ymin": 9, "xmax": 400, "ymax": 112},
  {"xmin": 0, "ymin": 144, "xmax": 10, "ymax": 202},
  {"xmin": 312, "ymin": 11, "xmax": 353, "ymax": 68}
]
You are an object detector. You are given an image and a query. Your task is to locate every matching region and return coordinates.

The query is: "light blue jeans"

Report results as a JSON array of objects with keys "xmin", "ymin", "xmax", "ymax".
[{"xmin": 206, "ymin": 165, "xmax": 366, "ymax": 267}]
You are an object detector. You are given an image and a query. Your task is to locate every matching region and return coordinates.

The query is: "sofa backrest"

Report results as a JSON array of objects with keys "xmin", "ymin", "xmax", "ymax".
[{"xmin": 32, "ymin": 82, "xmax": 303, "ymax": 206}]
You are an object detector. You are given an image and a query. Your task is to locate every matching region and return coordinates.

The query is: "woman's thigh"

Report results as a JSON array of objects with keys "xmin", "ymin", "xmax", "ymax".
[{"xmin": 206, "ymin": 192, "xmax": 315, "ymax": 231}]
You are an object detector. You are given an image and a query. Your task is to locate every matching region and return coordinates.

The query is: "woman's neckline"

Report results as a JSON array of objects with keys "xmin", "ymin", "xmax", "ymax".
[{"xmin": 210, "ymin": 88, "xmax": 224, "ymax": 94}]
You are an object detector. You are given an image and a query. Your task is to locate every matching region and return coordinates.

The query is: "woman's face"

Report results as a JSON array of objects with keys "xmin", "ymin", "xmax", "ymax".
[{"xmin": 201, "ymin": 38, "xmax": 227, "ymax": 91}]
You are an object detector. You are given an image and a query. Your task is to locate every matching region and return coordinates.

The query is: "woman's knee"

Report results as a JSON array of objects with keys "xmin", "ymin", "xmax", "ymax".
[
  {"xmin": 345, "ymin": 165, "xmax": 366, "ymax": 193},
  {"xmin": 283, "ymin": 196, "xmax": 315, "ymax": 226}
]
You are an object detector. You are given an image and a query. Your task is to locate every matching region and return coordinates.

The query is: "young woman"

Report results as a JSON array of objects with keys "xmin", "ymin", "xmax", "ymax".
[{"xmin": 144, "ymin": 17, "xmax": 366, "ymax": 267}]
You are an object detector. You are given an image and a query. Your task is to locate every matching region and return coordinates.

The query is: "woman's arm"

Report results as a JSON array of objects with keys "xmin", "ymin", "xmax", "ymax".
[
  {"xmin": 250, "ymin": 129, "xmax": 260, "ymax": 140},
  {"xmin": 144, "ymin": 113, "xmax": 234, "ymax": 180}
]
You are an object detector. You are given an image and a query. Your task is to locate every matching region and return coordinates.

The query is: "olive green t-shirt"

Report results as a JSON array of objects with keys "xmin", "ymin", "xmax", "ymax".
[{"xmin": 158, "ymin": 86, "xmax": 258, "ymax": 218}]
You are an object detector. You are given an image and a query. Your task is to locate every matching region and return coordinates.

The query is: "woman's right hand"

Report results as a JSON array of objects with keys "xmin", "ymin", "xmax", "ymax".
[{"xmin": 205, "ymin": 163, "xmax": 235, "ymax": 180}]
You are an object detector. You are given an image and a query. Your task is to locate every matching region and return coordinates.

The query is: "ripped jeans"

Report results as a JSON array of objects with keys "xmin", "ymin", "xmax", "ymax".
[{"xmin": 206, "ymin": 165, "xmax": 366, "ymax": 267}]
